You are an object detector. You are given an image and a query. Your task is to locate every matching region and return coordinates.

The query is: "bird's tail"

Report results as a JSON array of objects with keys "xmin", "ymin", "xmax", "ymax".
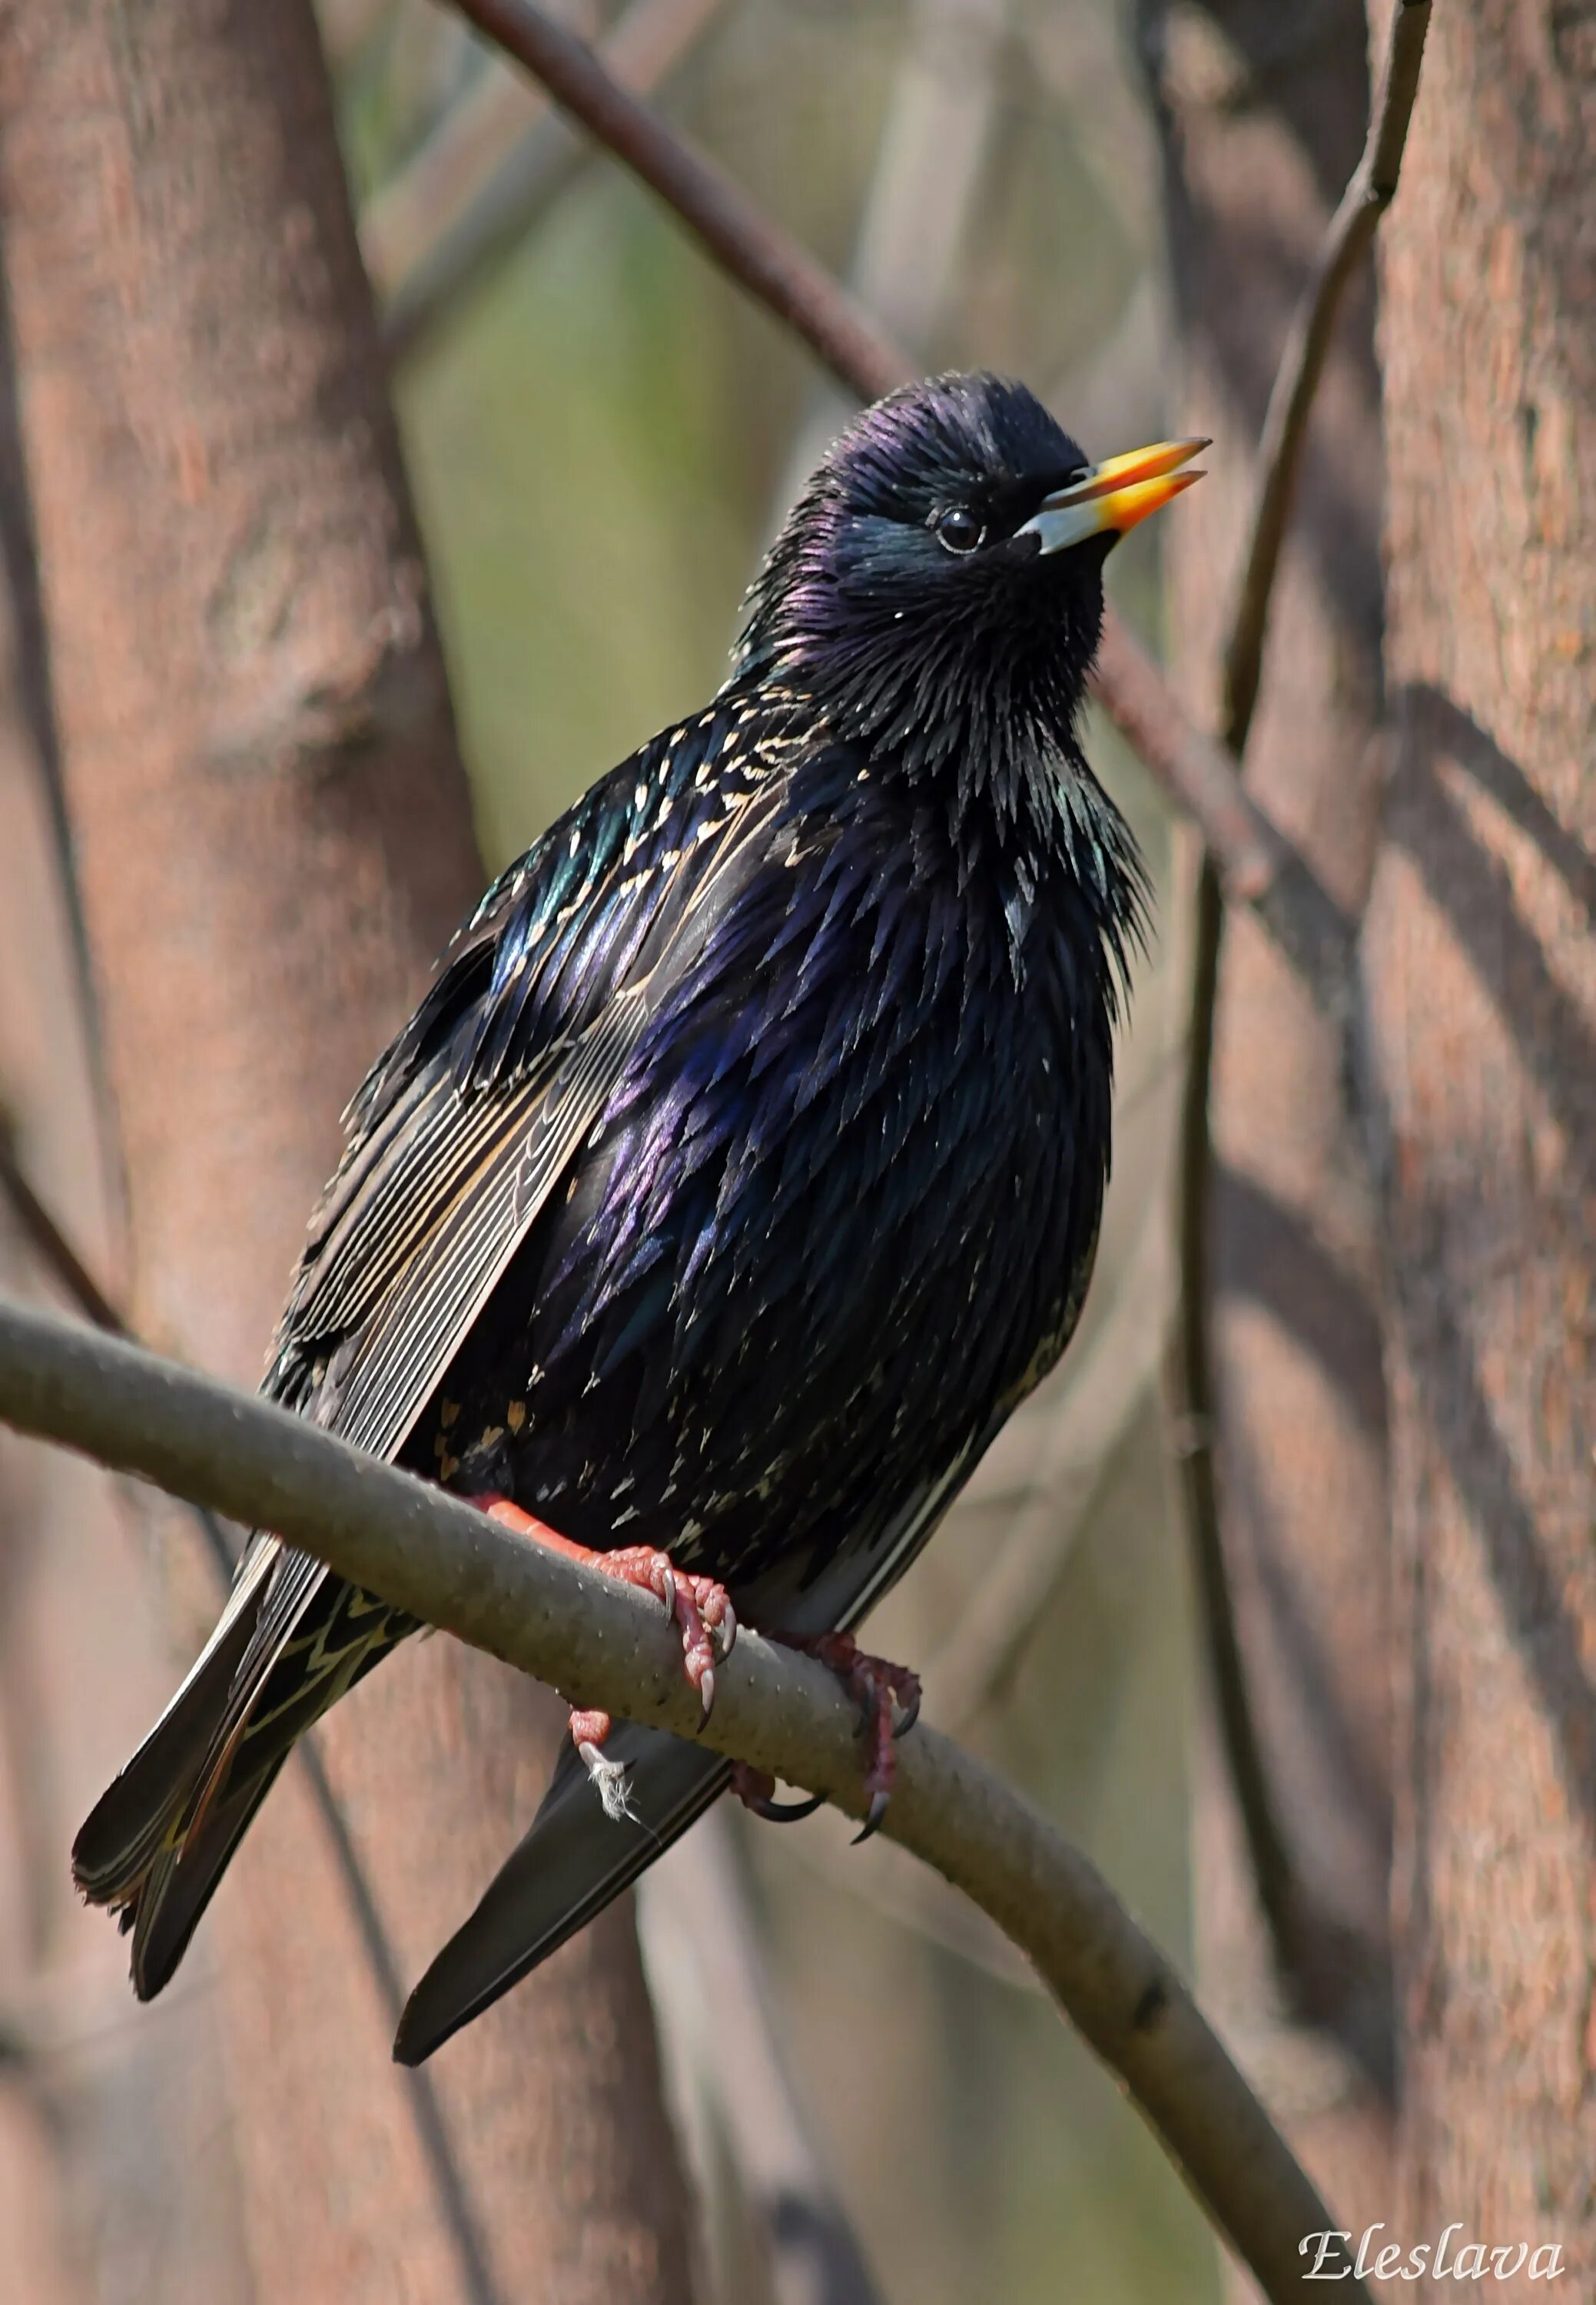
[
  {"xmin": 73, "ymin": 1544, "xmax": 405, "ymax": 1998},
  {"xmin": 394, "ymin": 1721, "xmax": 728, "ymax": 2065}
]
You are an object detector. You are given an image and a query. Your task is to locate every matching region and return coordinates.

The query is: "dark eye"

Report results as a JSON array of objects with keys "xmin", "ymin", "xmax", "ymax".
[{"xmin": 933, "ymin": 505, "xmax": 984, "ymax": 555}]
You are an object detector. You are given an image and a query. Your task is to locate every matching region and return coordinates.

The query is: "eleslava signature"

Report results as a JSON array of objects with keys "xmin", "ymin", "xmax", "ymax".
[{"xmin": 1302, "ymin": 2225, "xmax": 1565, "ymax": 2282}]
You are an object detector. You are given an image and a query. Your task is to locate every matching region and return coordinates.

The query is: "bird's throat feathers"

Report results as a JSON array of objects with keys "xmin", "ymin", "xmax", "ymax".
[
  {"xmin": 735, "ymin": 572, "xmax": 1143, "ymax": 990},
  {"xmin": 729, "ymin": 373, "xmax": 1146, "ymax": 977},
  {"xmin": 736, "ymin": 482, "xmax": 1107, "ymax": 815}
]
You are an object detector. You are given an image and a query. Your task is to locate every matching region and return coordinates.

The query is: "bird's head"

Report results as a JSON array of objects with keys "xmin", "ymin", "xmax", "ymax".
[{"xmin": 735, "ymin": 372, "xmax": 1203, "ymax": 807}]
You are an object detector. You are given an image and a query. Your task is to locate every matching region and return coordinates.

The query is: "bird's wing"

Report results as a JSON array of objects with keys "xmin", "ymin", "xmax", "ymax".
[
  {"xmin": 394, "ymin": 1442, "xmax": 982, "ymax": 2065},
  {"xmin": 220, "ymin": 717, "xmax": 797, "ymax": 1715},
  {"xmin": 75, "ymin": 705, "xmax": 794, "ymax": 1975}
]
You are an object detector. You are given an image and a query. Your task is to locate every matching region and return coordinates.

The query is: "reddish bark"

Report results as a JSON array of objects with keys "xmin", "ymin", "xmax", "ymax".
[
  {"xmin": 0, "ymin": 592, "xmax": 254, "ymax": 2305},
  {"xmin": 0, "ymin": 3, "xmax": 695, "ymax": 2299},
  {"xmin": 1368, "ymin": 1, "xmax": 1596, "ymax": 2288}
]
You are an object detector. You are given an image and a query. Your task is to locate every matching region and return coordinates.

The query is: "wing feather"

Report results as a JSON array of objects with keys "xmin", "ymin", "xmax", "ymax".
[{"xmin": 217, "ymin": 758, "xmax": 795, "ymax": 1727}]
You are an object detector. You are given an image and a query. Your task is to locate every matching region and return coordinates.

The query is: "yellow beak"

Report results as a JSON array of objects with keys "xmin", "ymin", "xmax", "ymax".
[{"xmin": 1017, "ymin": 438, "xmax": 1208, "ymax": 553}]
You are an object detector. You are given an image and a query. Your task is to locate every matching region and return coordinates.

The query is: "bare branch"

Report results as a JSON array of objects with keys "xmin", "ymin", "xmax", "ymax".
[
  {"xmin": 363, "ymin": 28, "xmax": 576, "ymax": 297},
  {"xmin": 0, "ymin": 1114, "xmax": 121, "ymax": 1336},
  {"xmin": 450, "ymin": 0, "xmax": 907, "ymax": 399},
  {"xmin": 0, "ymin": 1292, "xmax": 1365, "ymax": 2303},
  {"xmin": 1169, "ymin": 0, "xmax": 1432, "ymax": 2015},
  {"xmin": 1221, "ymin": 0, "xmax": 1433, "ymax": 755},
  {"xmin": 1090, "ymin": 615, "xmax": 1355, "ymax": 1012},
  {"xmin": 441, "ymin": 0, "xmax": 1354, "ymax": 1013},
  {"xmin": 371, "ymin": 0, "xmax": 732, "ymax": 363}
]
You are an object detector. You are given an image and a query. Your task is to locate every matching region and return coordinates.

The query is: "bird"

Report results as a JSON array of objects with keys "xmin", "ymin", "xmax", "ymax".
[{"xmin": 72, "ymin": 373, "xmax": 1202, "ymax": 2065}]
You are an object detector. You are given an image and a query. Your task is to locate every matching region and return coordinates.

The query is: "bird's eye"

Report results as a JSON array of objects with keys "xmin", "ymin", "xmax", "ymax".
[{"xmin": 933, "ymin": 505, "xmax": 984, "ymax": 556}]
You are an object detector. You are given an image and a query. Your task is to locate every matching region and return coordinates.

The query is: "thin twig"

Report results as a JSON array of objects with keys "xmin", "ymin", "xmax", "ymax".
[
  {"xmin": 451, "ymin": 0, "xmax": 907, "ymax": 398},
  {"xmin": 0, "ymin": 1146, "xmax": 504, "ymax": 2305},
  {"xmin": 373, "ymin": 0, "xmax": 732, "ymax": 363},
  {"xmin": 363, "ymin": 12, "xmax": 591, "ymax": 297},
  {"xmin": 442, "ymin": 0, "xmax": 1354, "ymax": 1012},
  {"xmin": 1170, "ymin": 854, "xmax": 1306, "ymax": 1960},
  {"xmin": 0, "ymin": 1295, "xmax": 1365, "ymax": 2305},
  {"xmin": 0, "ymin": 1117, "xmax": 121, "ymax": 1335},
  {"xmin": 0, "ymin": 302, "xmax": 116, "ymax": 1165},
  {"xmin": 1167, "ymin": 0, "xmax": 1432, "ymax": 2002},
  {"xmin": 1222, "ymin": 0, "xmax": 1435, "ymax": 751}
]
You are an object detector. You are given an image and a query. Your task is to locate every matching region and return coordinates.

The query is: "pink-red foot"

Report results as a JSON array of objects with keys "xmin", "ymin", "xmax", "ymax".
[
  {"xmin": 472, "ymin": 1497, "xmax": 737, "ymax": 1817},
  {"xmin": 730, "ymin": 1631, "xmax": 921, "ymax": 1841}
]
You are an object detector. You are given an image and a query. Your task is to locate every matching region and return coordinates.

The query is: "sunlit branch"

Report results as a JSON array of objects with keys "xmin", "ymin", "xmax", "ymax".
[
  {"xmin": 0, "ymin": 1293, "xmax": 1365, "ymax": 2305},
  {"xmin": 0, "ymin": 1142, "xmax": 502, "ymax": 2305}
]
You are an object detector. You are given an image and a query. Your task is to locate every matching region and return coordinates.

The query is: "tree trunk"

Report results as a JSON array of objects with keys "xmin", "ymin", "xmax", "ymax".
[
  {"xmin": 1137, "ymin": 0, "xmax": 1395, "ymax": 2259},
  {"xmin": 0, "ymin": 574, "xmax": 252, "ymax": 2305},
  {"xmin": 1366, "ymin": 2, "xmax": 1596, "ymax": 2289},
  {"xmin": 0, "ymin": 5, "xmax": 695, "ymax": 2300}
]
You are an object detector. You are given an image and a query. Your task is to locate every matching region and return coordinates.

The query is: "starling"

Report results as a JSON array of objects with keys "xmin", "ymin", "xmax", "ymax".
[{"xmin": 73, "ymin": 374, "xmax": 1201, "ymax": 2064}]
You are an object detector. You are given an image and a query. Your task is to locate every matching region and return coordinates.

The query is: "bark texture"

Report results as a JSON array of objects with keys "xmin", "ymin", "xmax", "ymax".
[
  {"xmin": 0, "ymin": 4, "xmax": 695, "ymax": 2300},
  {"xmin": 1138, "ymin": 0, "xmax": 1395, "ymax": 2252},
  {"xmin": 1366, "ymin": 2, "xmax": 1596, "ymax": 2288},
  {"xmin": 0, "ymin": 567, "xmax": 254, "ymax": 2305}
]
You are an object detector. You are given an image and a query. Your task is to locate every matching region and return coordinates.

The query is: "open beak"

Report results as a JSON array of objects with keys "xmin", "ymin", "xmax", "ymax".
[{"xmin": 1017, "ymin": 438, "xmax": 1208, "ymax": 556}]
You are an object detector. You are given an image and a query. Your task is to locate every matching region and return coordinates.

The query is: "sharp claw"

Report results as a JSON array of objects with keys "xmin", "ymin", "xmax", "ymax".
[
  {"xmin": 893, "ymin": 1686, "xmax": 921, "ymax": 1739},
  {"xmin": 718, "ymin": 1598, "xmax": 738, "ymax": 1657},
  {"xmin": 753, "ymin": 1790, "xmax": 825, "ymax": 1824},
  {"xmin": 851, "ymin": 1790, "xmax": 891, "ymax": 1845},
  {"xmin": 659, "ymin": 1562, "xmax": 675, "ymax": 1620},
  {"xmin": 698, "ymin": 1663, "xmax": 715, "ymax": 1718}
]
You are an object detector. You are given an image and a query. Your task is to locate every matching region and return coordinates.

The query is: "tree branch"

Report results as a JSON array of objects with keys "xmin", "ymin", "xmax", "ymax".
[
  {"xmin": 0, "ymin": 1113, "xmax": 121, "ymax": 1336},
  {"xmin": 451, "ymin": 0, "xmax": 907, "ymax": 400},
  {"xmin": 441, "ymin": 0, "xmax": 1355, "ymax": 1017},
  {"xmin": 1222, "ymin": 0, "xmax": 1434, "ymax": 751},
  {"xmin": 0, "ymin": 1140, "xmax": 505, "ymax": 2305},
  {"xmin": 1167, "ymin": 0, "xmax": 1431, "ymax": 2016},
  {"xmin": 371, "ymin": 0, "xmax": 732, "ymax": 363},
  {"xmin": 0, "ymin": 1292, "xmax": 1363, "ymax": 2303}
]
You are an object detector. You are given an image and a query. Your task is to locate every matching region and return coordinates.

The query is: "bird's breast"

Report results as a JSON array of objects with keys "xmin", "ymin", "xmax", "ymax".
[{"xmin": 460, "ymin": 764, "xmax": 1120, "ymax": 1587}]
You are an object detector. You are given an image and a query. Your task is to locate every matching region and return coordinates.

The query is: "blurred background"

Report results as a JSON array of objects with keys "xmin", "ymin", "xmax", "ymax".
[
  {"xmin": 0, "ymin": 3, "xmax": 1389, "ymax": 2303},
  {"xmin": 8, "ymin": 4, "xmax": 1590, "ymax": 2300}
]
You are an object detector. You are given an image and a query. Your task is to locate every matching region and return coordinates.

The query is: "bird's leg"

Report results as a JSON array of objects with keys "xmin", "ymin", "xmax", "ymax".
[
  {"xmin": 470, "ymin": 1499, "xmax": 737, "ymax": 1815},
  {"xmin": 730, "ymin": 1632, "xmax": 921, "ymax": 1842}
]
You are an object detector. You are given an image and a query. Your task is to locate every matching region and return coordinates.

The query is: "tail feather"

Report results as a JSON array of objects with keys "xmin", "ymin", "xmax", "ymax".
[
  {"xmin": 74, "ymin": 1547, "xmax": 405, "ymax": 1997},
  {"xmin": 393, "ymin": 1723, "xmax": 728, "ymax": 2066},
  {"xmin": 72, "ymin": 1570, "xmax": 267, "ymax": 1906},
  {"xmin": 125, "ymin": 1754, "xmax": 291, "ymax": 1998}
]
